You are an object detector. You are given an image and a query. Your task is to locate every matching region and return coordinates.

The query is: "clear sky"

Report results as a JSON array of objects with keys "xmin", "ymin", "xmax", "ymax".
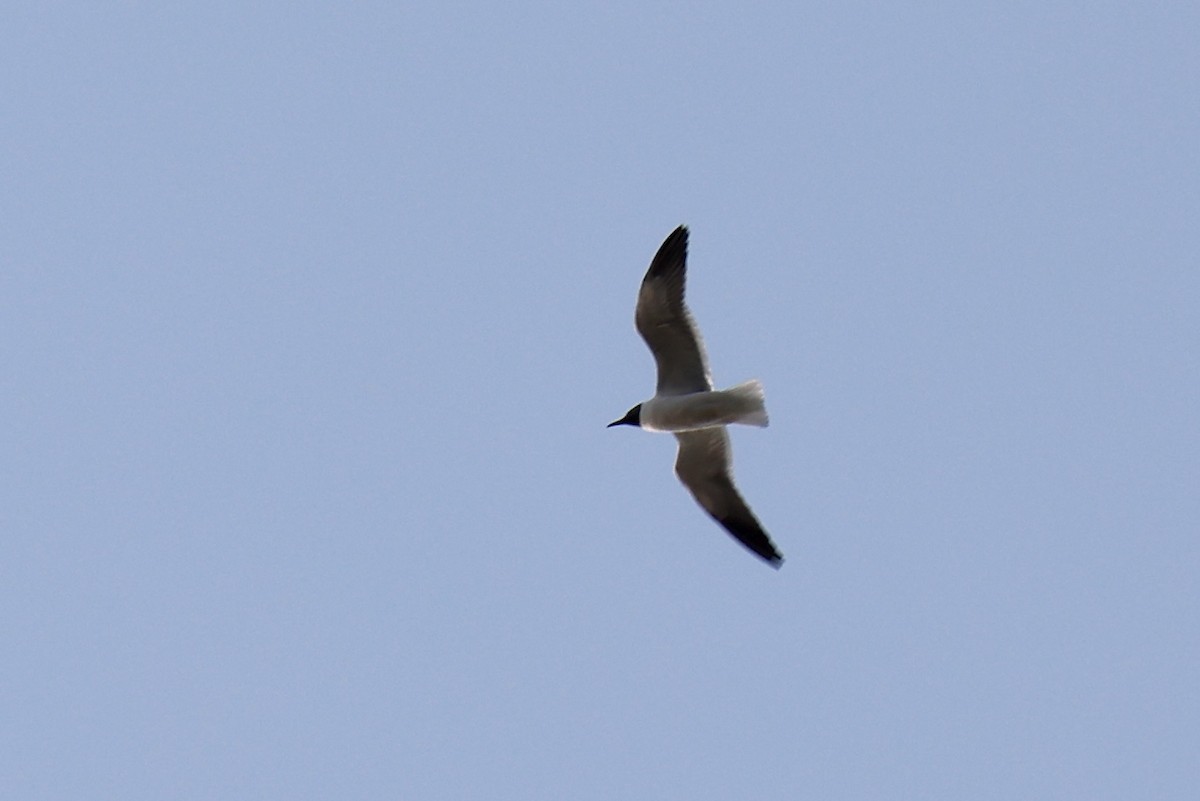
[{"xmin": 3, "ymin": 2, "xmax": 1197, "ymax": 799}]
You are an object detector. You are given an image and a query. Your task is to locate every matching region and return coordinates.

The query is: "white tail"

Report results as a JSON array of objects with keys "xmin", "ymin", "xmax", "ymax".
[{"xmin": 726, "ymin": 379, "xmax": 769, "ymax": 428}]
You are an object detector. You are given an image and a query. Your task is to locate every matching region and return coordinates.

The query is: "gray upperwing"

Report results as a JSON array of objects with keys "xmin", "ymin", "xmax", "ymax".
[
  {"xmin": 635, "ymin": 226, "xmax": 713, "ymax": 395},
  {"xmin": 673, "ymin": 428, "xmax": 784, "ymax": 567}
]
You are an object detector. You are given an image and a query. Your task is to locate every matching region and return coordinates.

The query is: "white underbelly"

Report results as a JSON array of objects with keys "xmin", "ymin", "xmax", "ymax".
[{"xmin": 641, "ymin": 391, "xmax": 741, "ymax": 432}]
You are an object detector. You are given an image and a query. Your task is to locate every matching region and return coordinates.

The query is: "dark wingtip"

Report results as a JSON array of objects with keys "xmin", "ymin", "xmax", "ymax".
[
  {"xmin": 718, "ymin": 514, "xmax": 785, "ymax": 568},
  {"xmin": 758, "ymin": 547, "xmax": 785, "ymax": 570},
  {"xmin": 646, "ymin": 225, "xmax": 689, "ymax": 279}
]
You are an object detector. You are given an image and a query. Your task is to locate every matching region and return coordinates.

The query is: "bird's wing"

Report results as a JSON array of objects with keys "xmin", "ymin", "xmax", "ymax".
[
  {"xmin": 635, "ymin": 226, "xmax": 713, "ymax": 395},
  {"xmin": 673, "ymin": 428, "xmax": 783, "ymax": 567}
]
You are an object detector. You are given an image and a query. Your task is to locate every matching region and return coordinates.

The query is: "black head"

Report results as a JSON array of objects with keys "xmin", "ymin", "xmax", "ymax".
[{"xmin": 606, "ymin": 404, "xmax": 642, "ymax": 428}]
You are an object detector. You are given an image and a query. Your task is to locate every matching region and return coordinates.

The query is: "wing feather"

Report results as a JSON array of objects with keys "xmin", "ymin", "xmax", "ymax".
[
  {"xmin": 634, "ymin": 226, "xmax": 712, "ymax": 395},
  {"xmin": 673, "ymin": 428, "xmax": 783, "ymax": 567}
]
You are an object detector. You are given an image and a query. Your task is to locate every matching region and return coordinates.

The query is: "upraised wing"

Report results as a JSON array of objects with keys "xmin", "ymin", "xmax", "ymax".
[{"xmin": 634, "ymin": 226, "xmax": 713, "ymax": 395}]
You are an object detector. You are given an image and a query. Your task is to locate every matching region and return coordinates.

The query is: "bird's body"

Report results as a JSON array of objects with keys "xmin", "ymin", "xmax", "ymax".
[
  {"xmin": 608, "ymin": 226, "xmax": 784, "ymax": 568},
  {"xmin": 638, "ymin": 380, "xmax": 769, "ymax": 433}
]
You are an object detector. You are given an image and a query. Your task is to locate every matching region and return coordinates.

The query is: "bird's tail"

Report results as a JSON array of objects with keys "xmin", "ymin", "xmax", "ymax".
[{"xmin": 725, "ymin": 379, "xmax": 769, "ymax": 428}]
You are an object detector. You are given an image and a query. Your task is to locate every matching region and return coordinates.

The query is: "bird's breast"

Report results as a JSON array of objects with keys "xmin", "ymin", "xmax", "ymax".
[{"xmin": 641, "ymin": 392, "xmax": 737, "ymax": 433}]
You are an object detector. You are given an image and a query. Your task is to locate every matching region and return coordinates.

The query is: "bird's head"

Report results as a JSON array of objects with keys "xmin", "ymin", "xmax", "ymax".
[{"xmin": 606, "ymin": 404, "xmax": 642, "ymax": 429}]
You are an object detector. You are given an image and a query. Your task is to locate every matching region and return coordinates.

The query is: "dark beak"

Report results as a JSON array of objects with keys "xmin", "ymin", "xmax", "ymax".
[{"xmin": 607, "ymin": 407, "xmax": 639, "ymax": 428}]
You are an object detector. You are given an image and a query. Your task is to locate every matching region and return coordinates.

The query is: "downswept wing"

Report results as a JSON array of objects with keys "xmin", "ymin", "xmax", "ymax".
[
  {"xmin": 635, "ymin": 226, "xmax": 713, "ymax": 395},
  {"xmin": 673, "ymin": 428, "xmax": 783, "ymax": 567}
]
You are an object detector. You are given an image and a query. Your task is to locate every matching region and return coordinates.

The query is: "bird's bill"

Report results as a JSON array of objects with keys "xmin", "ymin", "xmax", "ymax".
[{"xmin": 607, "ymin": 408, "xmax": 638, "ymax": 428}]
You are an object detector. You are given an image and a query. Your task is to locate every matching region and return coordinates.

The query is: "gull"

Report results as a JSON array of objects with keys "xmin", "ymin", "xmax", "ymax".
[{"xmin": 608, "ymin": 226, "xmax": 784, "ymax": 568}]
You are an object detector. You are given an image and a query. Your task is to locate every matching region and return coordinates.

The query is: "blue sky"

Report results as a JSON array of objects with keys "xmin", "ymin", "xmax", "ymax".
[{"xmin": 3, "ymin": 2, "xmax": 1197, "ymax": 799}]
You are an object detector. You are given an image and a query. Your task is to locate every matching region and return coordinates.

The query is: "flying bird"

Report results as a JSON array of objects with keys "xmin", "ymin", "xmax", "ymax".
[{"xmin": 608, "ymin": 226, "xmax": 784, "ymax": 567}]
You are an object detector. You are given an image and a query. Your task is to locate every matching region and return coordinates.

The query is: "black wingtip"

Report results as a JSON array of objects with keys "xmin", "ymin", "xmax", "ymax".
[
  {"xmin": 646, "ymin": 225, "xmax": 689, "ymax": 279},
  {"xmin": 717, "ymin": 514, "xmax": 785, "ymax": 568}
]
